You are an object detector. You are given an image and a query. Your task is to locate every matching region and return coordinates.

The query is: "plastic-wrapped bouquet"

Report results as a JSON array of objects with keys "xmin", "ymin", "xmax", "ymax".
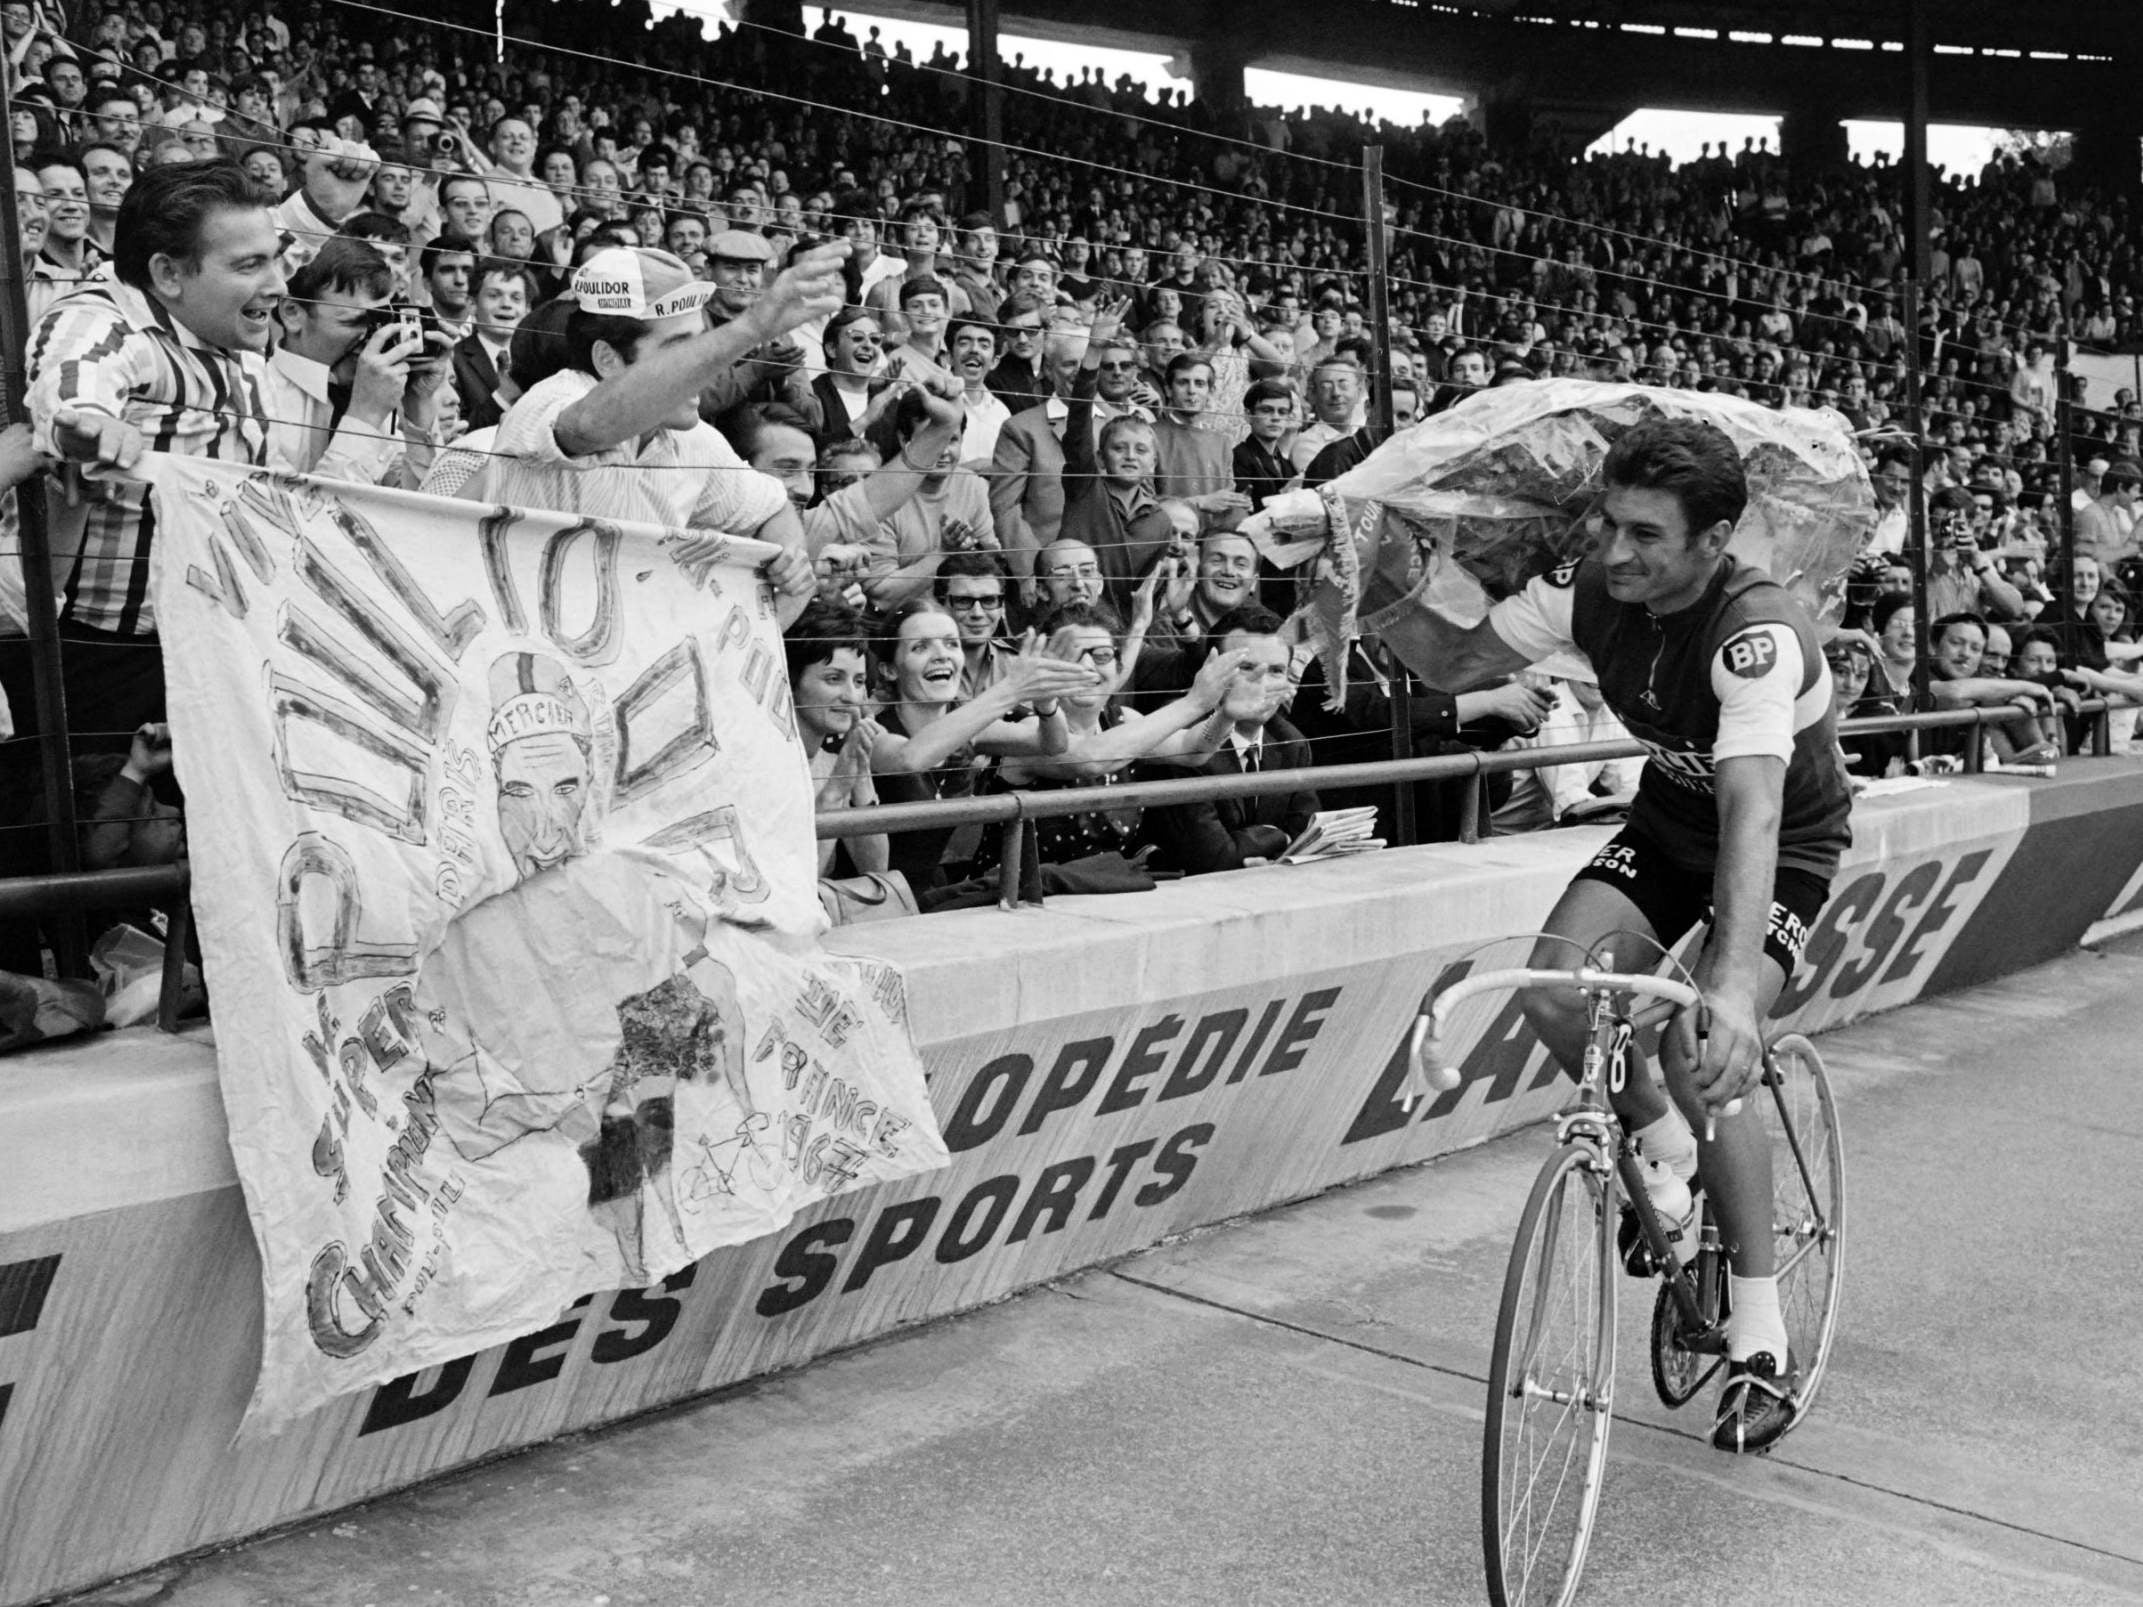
[{"xmin": 1246, "ymin": 381, "xmax": 1875, "ymax": 706}]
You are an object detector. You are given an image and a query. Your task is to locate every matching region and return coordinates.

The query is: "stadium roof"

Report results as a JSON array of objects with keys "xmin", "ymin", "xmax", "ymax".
[{"xmin": 1446, "ymin": 0, "xmax": 2132, "ymax": 62}]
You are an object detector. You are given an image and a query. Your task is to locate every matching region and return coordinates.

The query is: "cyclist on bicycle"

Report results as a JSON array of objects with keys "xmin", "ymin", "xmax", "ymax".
[{"xmin": 1411, "ymin": 416, "xmax": 1851, "ymax": 1452}]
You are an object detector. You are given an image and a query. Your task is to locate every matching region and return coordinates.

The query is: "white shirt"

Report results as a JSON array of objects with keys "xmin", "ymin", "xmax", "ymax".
[
  {"xmin": 478, "ymin": 166, "xmax": 565, "ymax": 236},
  {"xmin": 823, "ymin": 374, "xmax": 874, "ymax": 435},
  {"xmin": 1499, "ymin": 685, "xmax": 1645, "ymax": 827},
  {"xmin": 1045, "ymin": 392, "xmax": 1150, "ymax": 446},
  {"xmin": 1288, "ymin": 409, "xmax": 1366, "ymax": 474},
  {"xmin": 448, "ymin": 368, "xmax": 788, "ymax": 536},
  {"xmin": 959, "ymin": 386, "xmax": 1011, "ymax": 468},
  {"xmin": 274, "ymin": 191, "xmax": 340, "ymax": 268},
  {"xmin": 263, "ymin": 347, "xmax": 428, "ymax": 486},
  {"xmin": 1868, "ymin": 504, "xmax": 1908, "ymax": 557},
  {"xmin": 858, "ymin": 250, "xmax": 906, "ymax": 305}
]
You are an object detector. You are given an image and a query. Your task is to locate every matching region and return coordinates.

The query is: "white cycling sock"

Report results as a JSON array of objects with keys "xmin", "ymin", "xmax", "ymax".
[
  {"xmin": 1634, "ymin": 1108, "xmax": 1698, "ymax": 1182},
  {"xmin": 1728, "ymin": 1274, "xmax": 1788, "ymax": 1364}
]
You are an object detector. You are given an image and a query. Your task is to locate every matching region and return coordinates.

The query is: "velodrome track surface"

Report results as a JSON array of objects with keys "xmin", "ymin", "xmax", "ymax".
[{"xmin": 65, "ymin": 936, "xmax": 2143, "ymax": 1606}]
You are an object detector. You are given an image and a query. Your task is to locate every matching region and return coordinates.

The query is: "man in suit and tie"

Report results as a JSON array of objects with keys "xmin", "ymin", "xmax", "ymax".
[
  {"xmin": 451, "ymin": 259, "xmax": 537, "ymax": 432},
  {"xmin": 1136, "ymin": 604, "xmax": 1318, "ymax": 874}
]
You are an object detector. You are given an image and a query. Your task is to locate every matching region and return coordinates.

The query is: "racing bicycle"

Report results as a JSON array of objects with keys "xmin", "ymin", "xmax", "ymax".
[{"xmin": 1406, "ymin": 940, "xmax": 1845, "ymax": 1607}]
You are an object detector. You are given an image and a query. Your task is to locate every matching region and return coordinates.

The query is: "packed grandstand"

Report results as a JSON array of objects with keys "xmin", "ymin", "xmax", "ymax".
[{"xmin": 1, "ymin": 0, "xmax": 2140, "ymax": 977}]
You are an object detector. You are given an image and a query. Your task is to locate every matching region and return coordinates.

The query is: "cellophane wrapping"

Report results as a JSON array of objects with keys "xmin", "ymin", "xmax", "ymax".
[{"xmin": 1245, "ymin": 381, "xmax": 1875, "ymax": 706}]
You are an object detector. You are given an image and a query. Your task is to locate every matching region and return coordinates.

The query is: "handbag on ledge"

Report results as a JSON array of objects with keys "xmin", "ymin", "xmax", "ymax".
[{"xmin": 818, "ymin": 869, "xmax": 920, "ymax": 926}]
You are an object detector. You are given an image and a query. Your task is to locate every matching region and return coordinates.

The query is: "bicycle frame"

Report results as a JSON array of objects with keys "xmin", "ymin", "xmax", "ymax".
[
  {"xmin": 1574, "ymin": 987, "xmax": 1730, "ymax": 1355},
  {"xmin": 1416, "ymin": 963, "xmax": 1727, "ymax": 1342}
]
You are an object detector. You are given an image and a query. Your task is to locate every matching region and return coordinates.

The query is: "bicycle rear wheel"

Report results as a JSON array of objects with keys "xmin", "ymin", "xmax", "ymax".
[
  {"xmin": 1761, "ymin": 1033, "xmax": 1846, "ymax": 1422},
  {"xmin": 1483, "ymin": 1143, "xmax": 1619, "ymax": 1607}
]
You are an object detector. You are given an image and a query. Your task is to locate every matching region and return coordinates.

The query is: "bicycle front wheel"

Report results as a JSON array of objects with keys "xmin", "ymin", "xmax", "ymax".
[
  {"xmin": 1483, "ymin": 1143, "xmax": 1620, "ymax": 1607},
  {"xmin": 1762, "ymin": 1033, "xmax": 1846, "ymax": 1421}
]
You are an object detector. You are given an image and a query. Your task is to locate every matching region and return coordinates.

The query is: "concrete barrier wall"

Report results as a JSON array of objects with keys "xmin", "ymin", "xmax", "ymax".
[{"xmin": 5, "ymin": 764, "xmax": 2141, "ymax": 1605}]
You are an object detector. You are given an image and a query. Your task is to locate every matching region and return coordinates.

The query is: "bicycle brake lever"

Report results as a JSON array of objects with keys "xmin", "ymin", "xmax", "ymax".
[
  {"xmin": 1692, "ymin": 1007, "xmax": 1744, "ymax": 1139},
  {"xmin": 1401, "ymin": 1013, "xmax": 1460, "ymax": 1110}
]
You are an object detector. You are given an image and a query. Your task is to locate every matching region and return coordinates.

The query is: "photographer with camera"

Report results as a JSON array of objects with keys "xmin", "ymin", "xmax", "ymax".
[{"xmin": 265, "ymin": 236, "xmax": 450, "ymax": 487}]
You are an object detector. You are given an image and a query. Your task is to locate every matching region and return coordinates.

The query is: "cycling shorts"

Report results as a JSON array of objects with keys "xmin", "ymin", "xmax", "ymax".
[{"xmin": 1569, "ymin": 824, "xmax": 1831, "ymax": 976}]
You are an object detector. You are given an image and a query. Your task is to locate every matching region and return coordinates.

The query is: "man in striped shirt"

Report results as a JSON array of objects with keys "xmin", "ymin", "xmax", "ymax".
[{"xmin": 26, "ymin": 159, "xmax": 288, "ymax": 741}]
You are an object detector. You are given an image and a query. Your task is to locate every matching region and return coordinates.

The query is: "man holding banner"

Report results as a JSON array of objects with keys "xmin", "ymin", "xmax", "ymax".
[
  {"xmin": 26, "ymin": 160, "xmax": 396, "ymax": 739},
  {"xmin": 441, "ymin": 241, "xmax": 852, "ymax": 628}
]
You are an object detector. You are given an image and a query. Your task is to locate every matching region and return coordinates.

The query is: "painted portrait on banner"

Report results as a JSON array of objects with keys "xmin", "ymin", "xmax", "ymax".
[{"xmin": 147, "ymin": 458, "xmax": 946, "ymax": 1429}]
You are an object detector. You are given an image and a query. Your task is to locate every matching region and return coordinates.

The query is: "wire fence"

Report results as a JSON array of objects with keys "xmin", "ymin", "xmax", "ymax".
[
  {"xmin": 2, "ymin": 0, "xmax": 2135, "ymax": 988},
  {"xmin": 1, "ymin": 695, "xmax": 2131, "ymax": 1037}
]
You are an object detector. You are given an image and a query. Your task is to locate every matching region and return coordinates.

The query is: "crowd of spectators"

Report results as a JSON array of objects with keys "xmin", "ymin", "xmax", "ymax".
[{"xmin": 5, "ymin": 0, "xmax": 2143, "ymax": 1001}]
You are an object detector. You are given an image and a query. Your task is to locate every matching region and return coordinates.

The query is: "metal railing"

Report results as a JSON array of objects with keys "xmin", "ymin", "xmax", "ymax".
[{"xmin": 5, "ymin": 697, "xmax": 2127, "ymax": 1041}]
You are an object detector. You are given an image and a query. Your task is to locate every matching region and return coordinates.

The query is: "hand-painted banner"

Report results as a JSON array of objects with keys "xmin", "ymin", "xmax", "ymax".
[{"xmin": 146, "ymin": 457, "xmax": 947, "ymax": 1429}]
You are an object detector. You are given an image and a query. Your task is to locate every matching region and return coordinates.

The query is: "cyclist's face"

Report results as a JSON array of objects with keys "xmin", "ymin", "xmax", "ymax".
[{"xmin": 1595, "ymin": 485, "xmax": 1724, "ymax": 614}]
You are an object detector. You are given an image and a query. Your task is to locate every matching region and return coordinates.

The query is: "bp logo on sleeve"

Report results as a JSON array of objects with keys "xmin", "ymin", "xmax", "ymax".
[{"xmin": 1721, "ymin": 626, "xmax": 1783, "ymax": 680}]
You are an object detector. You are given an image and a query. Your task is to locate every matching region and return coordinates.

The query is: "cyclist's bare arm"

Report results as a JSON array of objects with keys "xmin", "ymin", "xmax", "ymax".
[
  {"xmin": 1370, "ymin": 562, "xmax": 1588, "ymax": 700},
  {"xmin": 1683, "ymin": 752, "xmax": 1785, "ymax": 1107},
  {"xmin": 1385, "ymin": 604, "xmax": 1541, "ymax": 692}
]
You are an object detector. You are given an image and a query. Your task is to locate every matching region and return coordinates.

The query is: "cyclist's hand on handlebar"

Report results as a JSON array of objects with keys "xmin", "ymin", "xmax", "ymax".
[{"xmin": 1684, "ymin": 993, "xmax": 1764, "ymax": 1111}]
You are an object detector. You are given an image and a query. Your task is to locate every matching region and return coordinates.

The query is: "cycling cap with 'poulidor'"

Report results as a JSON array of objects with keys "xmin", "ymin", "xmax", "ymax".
[{"xmin": 570, "ymin": 248, "xmax": 716, "ymax": 320}]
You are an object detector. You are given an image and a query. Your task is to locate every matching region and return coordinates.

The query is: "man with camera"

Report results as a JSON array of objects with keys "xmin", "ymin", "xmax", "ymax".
[
  {"xmin": 265, "ymin": 236, "xmax": 449, "ymax": 487},
  {"xmin": 387, "ymin": 97, "xmax": 461, "ymax": 239}
]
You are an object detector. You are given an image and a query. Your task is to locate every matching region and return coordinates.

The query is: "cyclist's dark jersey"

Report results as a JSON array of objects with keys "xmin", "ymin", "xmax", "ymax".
[{"xmin": 1487, "ymin": 554, "xmax": 1853, "ymax": 879}]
